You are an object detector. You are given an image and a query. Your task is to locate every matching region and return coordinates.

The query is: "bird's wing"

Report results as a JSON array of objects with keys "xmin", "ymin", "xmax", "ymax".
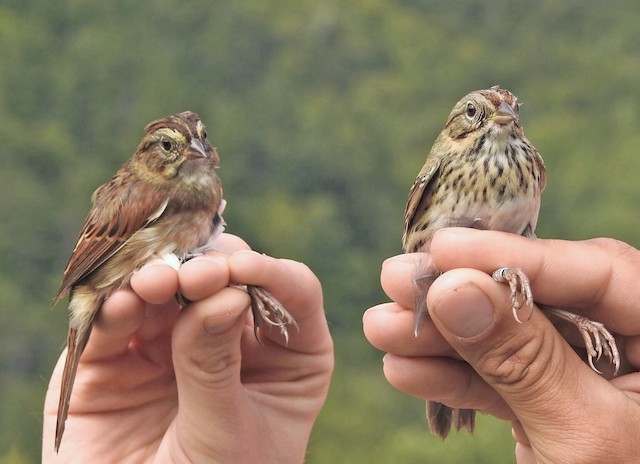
[
  {"xmin": 54, "ymin": 179, "xmax": 169, "ymax": 303},
  {"xmin": 536, "ymin": 149, "xmax": 547, "ymax": 193},
  {"xmin": 402, "ymin": 155, "xmax": 441, "ymax": 248}
]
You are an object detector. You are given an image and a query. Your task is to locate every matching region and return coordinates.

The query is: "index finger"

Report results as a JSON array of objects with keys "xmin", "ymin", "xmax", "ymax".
[
  {"xmin": 430, "ymin": 228, "xmax": 640, "ymax": 334},
  {"xmin": 83, "ymin": 262, "xmax": 180, "ymax": 361},
  {"xmin": 228, "ymin": 250, "xmax": 329, "ymax": 353}
]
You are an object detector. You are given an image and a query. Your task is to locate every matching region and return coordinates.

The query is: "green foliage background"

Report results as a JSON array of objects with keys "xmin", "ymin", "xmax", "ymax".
[{"xmin": 1, "ymin": 1, "xmax": 639, "ymax": 462}]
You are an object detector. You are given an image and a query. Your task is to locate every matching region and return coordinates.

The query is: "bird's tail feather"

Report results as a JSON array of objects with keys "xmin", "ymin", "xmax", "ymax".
[{"xmin": 55, "ymin": 297, "xmax": 100, "ymax": 452}]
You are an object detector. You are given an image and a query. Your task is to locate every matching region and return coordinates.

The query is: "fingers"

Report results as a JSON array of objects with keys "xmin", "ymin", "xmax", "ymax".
[
  {"xmin": 380, "ymin": 253, "xmax": 432, "ymax": 310},
  {"xmin": 82, "ymin": 239, "xmax": 240, "ymax": 361},
  {"xmin": 425, "ymin": 268, "xmax": 639, "ymax": 457},
  {"xmin": 212, "ymin": 233, "xmax": 252, "ymax": 254},
  {"xmin": 369, "ymin": 265, "xmax": 640, "ymax": 459},
  {"xmin": 131, "ymin": 261, "xmax": 180, "ymax": 304},
  {"xmin": 363, "ymin": 302, "xmax": 512, "ymax": 421},
  {"xmin": 366, "ymin": 259, "xmax": 640, "ymax": 455},
  {"xmin": 426, "ymin": 268, "xmax": 577, "ymax": 411},
  {"xmin": 170, "ymin": 285, "xmax": 252, "ymax": 452},
  {"xmin": 83, "ymin": 262, "xmax": 180, "ymax": 361},
  {"xmin": 430, "ymin": 228, "xmax": 640, "ymax": 332},
  {"xmin": 178, "ymin": 254, "xmax": 230, "ymax": 302},
  {"xmin": 169, "ymin": 250, "xmax": 331, "ymax": 456},
  {"xmin": 228, "ymin": 251, "xmax": 322, "ymax": 313},
  {"xmin": 80, "ymin": 289, "xmax": 145, "ymax": 361},
  {"xmin": 228, "ymin": 250, "xmax": 330, "ymax": 351},
  {"xmin": 364, "ymin": 303, "xmax": 454, "ymax": 358},
  {"xmin": 167, "ymin": 253, "xmax": 251, "ymax": 453},
  {"xmin": 370, "ymin": 237, "xmax": 640, "ymax": 460}
]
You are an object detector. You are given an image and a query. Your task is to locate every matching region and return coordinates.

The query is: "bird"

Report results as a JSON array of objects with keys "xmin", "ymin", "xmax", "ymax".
[
  {"xmin": 402, "ymin": 86, "xmax": 619, "ymax": 439},
  {"xmin": 52, "ymin": 111, "xmax": 296, "ymax": 452}
]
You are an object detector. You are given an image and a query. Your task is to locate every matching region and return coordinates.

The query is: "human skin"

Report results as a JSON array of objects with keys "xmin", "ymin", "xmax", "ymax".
[
  {"xmin": 364, "ymin": 228, "xmax": 640, "ymax": 464},
  {"xmin": 44, "ymin": 233, "xmax": 334, "ymax": 464}
]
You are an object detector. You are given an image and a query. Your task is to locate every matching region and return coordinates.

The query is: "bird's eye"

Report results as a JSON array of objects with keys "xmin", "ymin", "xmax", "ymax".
[
  {"xmin": 465, "ymin": 102, "xmax": 477, "ymax": 119},
  {"xmin": 161, "ymin": 139, "xmax": 173, "ymax": 151},
  {"xmin": 203, "ymin": 130, "xmax": 208, "ymax": 140}
]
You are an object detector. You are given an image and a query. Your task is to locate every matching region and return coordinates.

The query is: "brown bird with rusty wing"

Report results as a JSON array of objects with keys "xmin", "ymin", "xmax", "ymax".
[{"xmin": 53, "ymin": 111, "xmax": 295, "ymax": 451}]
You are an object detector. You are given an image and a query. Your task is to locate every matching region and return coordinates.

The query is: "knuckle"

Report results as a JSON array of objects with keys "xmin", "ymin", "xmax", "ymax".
[
  {"xmin": 188, "ymin": 345, "xmax": 241, "ymax": 388},
  {"xmin": 475, "ymin": 327, "xmax": 557, "ymax": 393},
  {"xmin": 588, "ymin": 237, "xmax": 634, "ymax": 255}
]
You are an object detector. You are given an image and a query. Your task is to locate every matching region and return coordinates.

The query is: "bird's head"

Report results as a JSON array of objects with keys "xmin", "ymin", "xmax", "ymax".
[
  {"xmin": 443, "ymin": 86, "xmax": 523, "ymax": 141},
  {"xmin": 133, "ymin": 111, "xmax": 220, "ymax": 182}
]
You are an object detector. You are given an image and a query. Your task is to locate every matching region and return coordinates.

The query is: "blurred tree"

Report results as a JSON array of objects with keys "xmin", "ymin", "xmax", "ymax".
[{"xmin": 1, "ymin": 0, "xmax": 639, "ymax": 462}]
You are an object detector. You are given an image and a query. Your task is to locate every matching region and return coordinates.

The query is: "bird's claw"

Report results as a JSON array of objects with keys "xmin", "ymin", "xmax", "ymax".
[
  {"xmin": 492, "ymin": 268, "xmax": 620, "ymax": 376},
  {"xmin": 546, "ymin": 307, "xmax": 620, "ymax": 375},
  {"xmin": 492, "ymin": 267, "xmax": 534, "ymax": 323},
  {"xmin": 177, "ymin": 282, "xmax": 298, "ymax": 346},
  {"xmin": 175, "ymin": 292, "xmax": 190, "ymax": 307},
  {"xmin": 176, "ymin": 251, "xmax": 298, "ymax": 342},
  {"xmin": 246, "ymin": 285, "xmax": 299, "ymax": 344}
]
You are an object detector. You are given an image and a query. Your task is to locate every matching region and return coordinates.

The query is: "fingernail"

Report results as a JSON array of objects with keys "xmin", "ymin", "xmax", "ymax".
[
  {"xmin": 201, "ymin": 291, "xmax": 248, "ymax": 335},
  {"xmin": 430, "ymin": 282, "xmax": 494, "ymax": 338},
  {"xmin": 433, "ymin": 227, "xmax": 481, "ymax": 244},
  {"xmin": 382, "ymin": 252, "xmax": 430, "ymax": 268},
  {"xmin": 203, "ymin": 311, "xmax": 241, "ymax": 335},
  {"xmin": 136, "ymin": 259, "xmax": 172, "ymax": 273}
]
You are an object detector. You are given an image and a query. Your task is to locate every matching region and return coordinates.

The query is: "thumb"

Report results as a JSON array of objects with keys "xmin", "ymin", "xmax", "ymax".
[
  {"xmin": 171, "ymin": 257, "xmax": 252, "ymax": 454},
  {"xmin": 427, "ymin": 268, "xmax": 619, "ymax": 446}
]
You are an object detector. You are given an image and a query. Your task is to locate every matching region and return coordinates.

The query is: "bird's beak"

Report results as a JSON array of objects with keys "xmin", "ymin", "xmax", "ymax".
[
  {"xmin": 189, "ymin": 138, "xmax": 208, "ymax": 158},
  {"xmin": 492, "ymin": 101, "xmax": 519, "ymax": 125}
]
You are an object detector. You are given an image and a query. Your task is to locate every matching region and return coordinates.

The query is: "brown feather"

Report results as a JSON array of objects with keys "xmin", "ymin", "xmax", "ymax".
[
  {"xmin": 53, "ymin": 110, "xmax": 298, "ymax": 453},
  {"xmin": 402, "ymin": 156, "xmax": 441, "ymax": 248},
  {"xmin": 53, "ymin": 111, "xmax": 223, "ymax": 452},
  {"xmin": 53, "ymin": 178, "xmax": 170, "ymax": 304},
  {"xmin": 402, "ymin": 87, "xmax": 547, "ymax": 439},
  {"xmin": 55, "ymin": 291, "xmax": 102, "ymax": 452}
]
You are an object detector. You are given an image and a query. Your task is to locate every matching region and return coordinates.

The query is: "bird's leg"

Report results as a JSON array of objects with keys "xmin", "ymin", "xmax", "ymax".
[
  {"xmin": 492, "ymin": 267, "xmax": 534, "ymax": 323},
  {"xmin": 178, "ymin": 250, "xmax": 298, "ymax": 343},
  {"xmin": 491, "ymin": 265, "xmax": 620, "ymax": 375},
  {"xmin": 245, "ymin": 285, "xmax": 298, "ymax": 344},
  {"xmin": 544, "ymin": 307, "xmax": 620, "ymax": 375},
  {"xmin": 153, "ymin": 253, "xmax": 192, "ymax": 307},
  {"xmin": 181, "ymin": 244, "xmax": 221, "ymax": 262}
]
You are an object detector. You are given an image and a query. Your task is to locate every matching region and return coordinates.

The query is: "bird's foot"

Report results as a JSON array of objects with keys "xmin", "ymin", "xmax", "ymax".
[
  {"xmin": 244, "ymin": 285, "xmax": 298, "ymax": 345},
  {"xmin": 545, "ymin": 307, "xmax": 620, "ymax": 375},
  {"xmin": 492, "ymin": 267, "xmax": 534, "ymax": 323},
  {"xmin": 175, "ymin": 251, "xmax": 298, "ymax": 343}
]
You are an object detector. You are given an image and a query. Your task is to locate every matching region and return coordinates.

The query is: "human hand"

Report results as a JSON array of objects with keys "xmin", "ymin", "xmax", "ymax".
[
  {"xmin": 364, "ymin": 228, "xmax": 640, "ymax": 464},
  {"xmin": 43, "ymin": 233, "xmax": 333, "ymax": 463}
]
